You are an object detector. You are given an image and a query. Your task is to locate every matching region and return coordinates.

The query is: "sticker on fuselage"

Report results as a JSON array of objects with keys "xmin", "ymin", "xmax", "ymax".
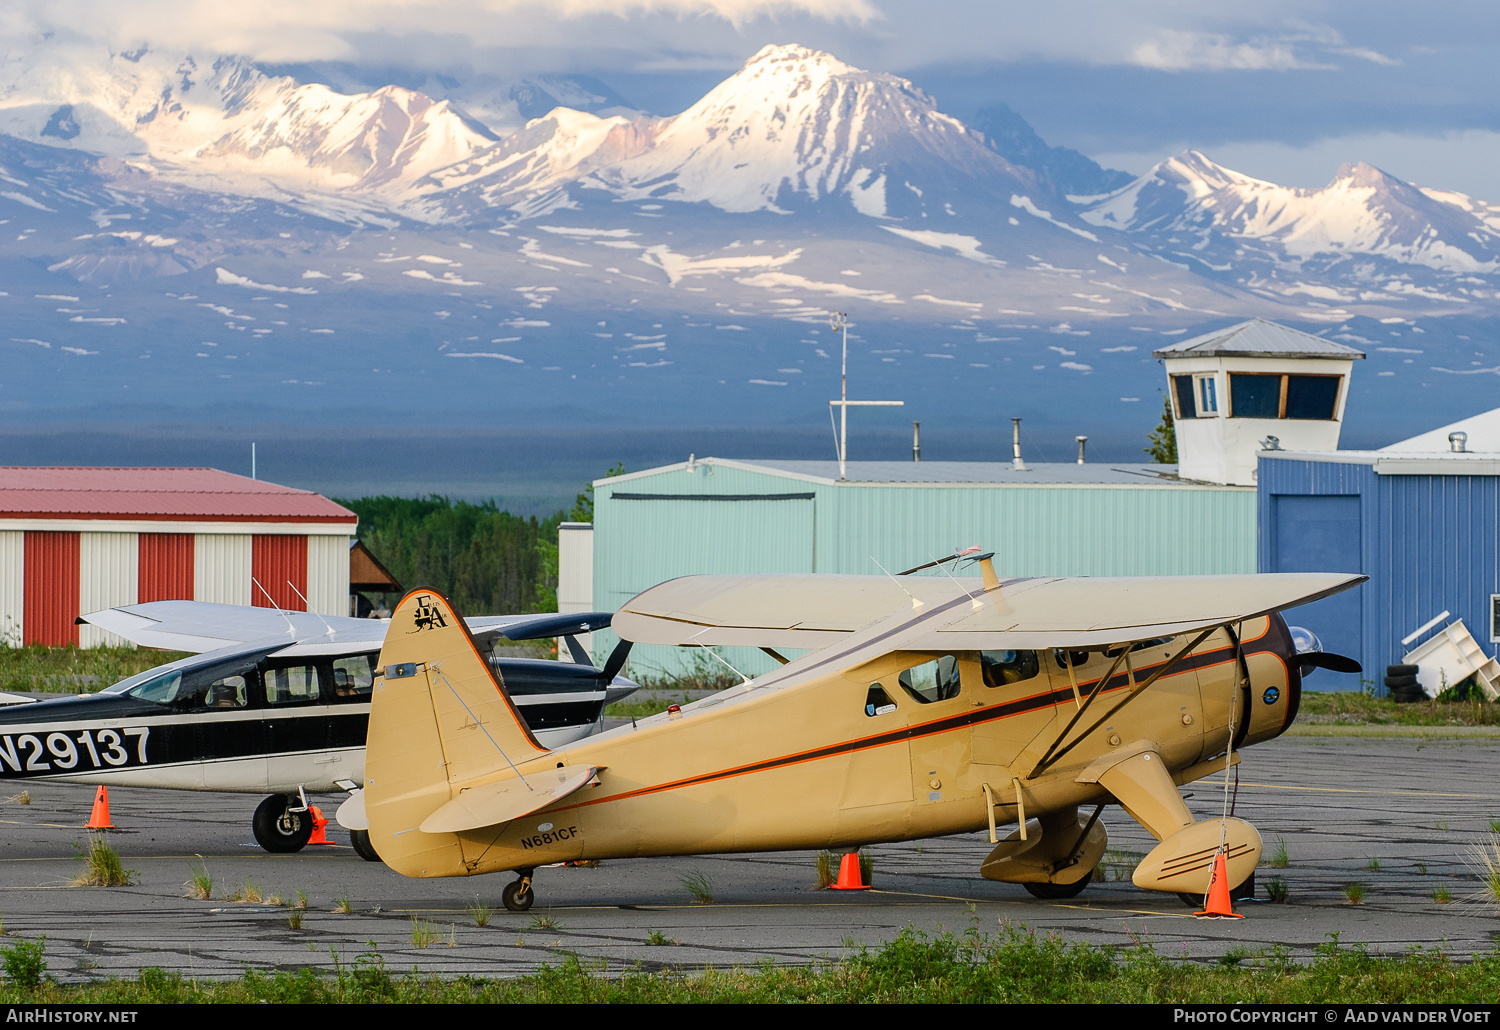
[{"xmin": 0, "ymin": 727, "xmax": 149, "ymax": 777}]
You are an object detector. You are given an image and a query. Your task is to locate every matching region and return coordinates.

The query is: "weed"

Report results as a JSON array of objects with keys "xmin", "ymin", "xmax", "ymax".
[
  {"xmin": 468, "ymin": 900, "xmax": 493, "ymax": 927},
  {"xmin": 1435, "ymin": 820, "xmax": 1450, "ymax": 831},
  {"xmin": 1417, "ymin": 862, "xmax": 1428, "ymax": 874},
  {"xmin": 1366, "ymin": 858, "xmax": 1382, "ymax": 872},
  {"xmin": 226, "ymin": 879, "xmax": 264, "ymax": 904},
  {"xmin": 680, "ymin": 869, "xmax": 714, "ymax": 904},
  {"xmin": 1266, "ymin": 876, "xmax": 1289, "ymax": 903},
  {"xmin": 528, "ymin": 912, "xmax": 561, "ymax": 931},
  {"xmin": 333, "ymin": 892, "xmax": 352, "ymax": 915},
  {"xmin": 6, "ymin": 791, "xmax": 30, "ymax": 805},
  {"xmin": 815, "ymin": 850, "xmax": 836, "ymax": 889},
  {"xmin": 1265, "ymin": 838, "xmax": 1289, "ymax": 868},
  {"xmin": 71, "ymin": 837, "xmax": 134, "ymax": 886},
  {"xmin": 644, "ymin": 929, "xmax": 678, "ymax": 946},
  {"xmin": 859, "ymin": 852, "xmax": 874, "ymax": 885},
  {"xmin": 1101, "ymin": 849, "xmax": 1143, "ymax": 881},
  {"xmin": 1343, "ymin": 882, "xmax": 1367, "ymax": 905},
  {"xmin": 1, "ymin": 937, "xmax": 45, "ymax": 987},
  {"xmin": 1433, "ymin": 886, "xmax": 1452, "ymax": 904},
  {"xmin": 1490, "ymin": 819, "xmax": 1500, "ymax": 834},
  {"xmin": 1218, "ymin": 944, "xmax": 1252, "ymax": 967},
  {"xmin": 293, "ymin": 888, "xmax": 307, "ymax": 910},
  {"xmin": 1464, "ymin": 833, "xmax": 1500, "ymax": 909},
  {"xmin": 184, "ymin": 860, "xmax": 213, "ymax": 900},
  {"xmin": 410, "ymin": 918, "xmax": 438, "ymax": 949},
  {"xmin": 287, "ymin": 908, "xmax": 304, "ymax": 931},
  {"xmin": 447, "ymin": 925, "xmax": 457, "ymax": 948},
  {"xmin": 265, "ymin": 892, "xmax": 284, "ymax": 907}
]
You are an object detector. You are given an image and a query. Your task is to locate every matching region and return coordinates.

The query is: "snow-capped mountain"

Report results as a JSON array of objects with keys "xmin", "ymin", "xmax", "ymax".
[
  {"xmin": 0, "ymin": 40, "xmax": 1497, "ymax": 445},
  {"xmin": 1080, "ymin": 151, "xmax": 1500, "ymax": 294}
]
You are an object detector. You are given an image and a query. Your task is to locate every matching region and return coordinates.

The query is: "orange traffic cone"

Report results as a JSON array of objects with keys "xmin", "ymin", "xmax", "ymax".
[
  {"xmin": 85, "ymin": 785, "xmax": 114, "ymax": 830},
  {"xmin": 1195, "ymin": 849, "xmax": 1245, "ymax": 918},
  {"xmin": 307, "ymin": 805, "xmax": 334, "ymax": 845},
  {"xmin": 830, "ymin": 852, "xmax": 871, "ymax": 891}
]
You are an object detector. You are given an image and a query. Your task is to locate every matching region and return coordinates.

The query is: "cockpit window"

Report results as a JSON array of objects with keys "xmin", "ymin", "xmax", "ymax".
[
  {"xmin": 980, "ymin": 650, "xmax": 1040, "ymax": 688},
  {"xmin": 122, "ymin": 670, "xmax": 183, "ymax": 704},
  {"xmin": 898, "ymin": 656, "xmax": 961, "ymax": 704}
]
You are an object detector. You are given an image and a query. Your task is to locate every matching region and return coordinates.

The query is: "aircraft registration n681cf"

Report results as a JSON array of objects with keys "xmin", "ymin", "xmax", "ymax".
[
  {"xmin": 348, "ymin": 554, "xmax": 1363, "ymax": 912},
  {"xmin": 0, "ymin": 601, "xmax": 635, "ymax": 856}
]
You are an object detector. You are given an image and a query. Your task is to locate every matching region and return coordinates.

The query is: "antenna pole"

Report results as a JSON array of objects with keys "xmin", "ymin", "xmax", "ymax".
[{"xmin": 832, "ymin": 311, "xmax": 849, "ymax": 480}]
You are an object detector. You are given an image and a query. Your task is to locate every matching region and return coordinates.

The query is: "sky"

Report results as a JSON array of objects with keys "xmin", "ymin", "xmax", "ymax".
[{"xmin": 7, "ymin": 0, "xmax": 1500, "ymax": 198}]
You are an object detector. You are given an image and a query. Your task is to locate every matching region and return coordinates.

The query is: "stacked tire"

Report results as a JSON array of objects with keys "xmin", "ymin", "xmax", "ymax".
[{"xmin": 1384, "ymin": 664, "xmax": 1425, "ymax": 703}]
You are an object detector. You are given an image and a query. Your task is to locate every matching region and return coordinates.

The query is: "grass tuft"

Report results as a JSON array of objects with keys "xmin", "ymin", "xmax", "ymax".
[
  {"xmin": 527, "ymin": 912, "xmax": 561, "ymax": 931},
  {"xmin": 1265, "ymin": 876, "xmax": 1289, "ymax": 903},
  {"xmin": 1433, "ymin": 886, "xmax": 1452, "ymax": 904},
  {"xmin": 644, "ymin": 929, "xmax": 679, "ymax": 946},
  {"xmin": 410, "ymin": 919, "xmax": 438, "ymax": 949},
  {"xmin": 1465, "ymin": 834, "xmax": 1500, "ymax": 909},
  {"xmin": 468, "ymin": 900, "xmax": 493, "ymax": 928},
  {"xmin": 333, "ymin": 892, "xmax": 352, "ymax": 915},
  {"xmin": 680, "ymin": 870, "xmax": 714, "ymax": 904},
  {"xmin": 1267, "ymin": 838, "xmax": 1289, "ymax": 868},
  {"xmin": 184, "ymin": 860, "xmax": 213, "ymax": 900},
  {"xmin": 71, "ymin": 837, "xmax": 134, "ymax": 887},
  {"xmin": 815, "ymin": 850, "xmax": 836, "ymax": 889},
  {"xmin": 6, "ymin": 791, "xmax": 30, "ymax": 805},
  {"xmin": 1343, "ymin": 882, "xmax": 1367, "ymax": 905}
]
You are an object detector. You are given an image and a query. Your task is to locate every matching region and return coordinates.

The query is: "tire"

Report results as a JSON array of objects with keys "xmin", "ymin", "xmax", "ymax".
[
  {"xmin": 502, "ymin": 880, "xmax": 534, "ymax": 912},
  {"xmin": 1384, "ymin": 675, "xmax": 1418, "ymax": 688},
  {"xmin": 1023, "ymin": 876, "xmax": 1091, "ymax": 900},
  {"xmin": 252, "ymin": 794, "xmax": 313, "ymax": 854},
  {"xmin": 1179, "ymin": 872, "xmax": 1255, "ymax": 908},
  {"xmin": 350, "ymin": 829, "xmax": 382, "ymax": 863},
  {"xmin": 1387, "ymin": 664, "xmax": 1419, "ymax": 677}
]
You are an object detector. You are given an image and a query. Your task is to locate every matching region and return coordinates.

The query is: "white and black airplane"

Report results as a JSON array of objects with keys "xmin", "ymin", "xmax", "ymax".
[{"xmin": 0, "ymin": 600, "xmax": 635, "ymax": 857}]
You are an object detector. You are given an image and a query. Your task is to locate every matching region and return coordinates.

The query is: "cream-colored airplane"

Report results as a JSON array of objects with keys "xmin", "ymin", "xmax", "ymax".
[{"xmin": 341, "ymin": 555, "xmax": 1361, "ymax": 912}]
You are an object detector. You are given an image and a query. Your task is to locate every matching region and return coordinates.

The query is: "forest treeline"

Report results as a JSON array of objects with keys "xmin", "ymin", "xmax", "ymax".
[{"xmin": 338, "ymin": 466, "xmax": 618, "ymax": 616}]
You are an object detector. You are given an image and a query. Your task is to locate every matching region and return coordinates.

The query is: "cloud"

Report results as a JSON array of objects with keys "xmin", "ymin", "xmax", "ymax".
[{"xmin": 1131, "ymin": 30, "xmax": 1331, "ymax": 72}]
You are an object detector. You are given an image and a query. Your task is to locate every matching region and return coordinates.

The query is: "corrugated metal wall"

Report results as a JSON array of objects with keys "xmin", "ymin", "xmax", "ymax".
[
  {"xmin": 0, "ymin": 532, "xmax": 22, "ymax": 646},
  {"xmin": 78, "ymin": 533, "xmax": 138, "ymax": 648},
  {"xmin": 1259, "ymin": 456, "xmax": 1500, "ymax": 690},
  {"xmin": 194, "ymin": 534, "xmax": 252, "ymax": 607},
  {"xmin": 596, "ymin": 464, "xmax": 1258, "ymax": 676},
  {"xmin": 252, "ymin": 535, "xmax": 308, "ymax": 610},
  {"xmin": 139, "ymin": 533, "xmax": 194, "ymax": 603},
  {"xmin": 304, "ymin": 535, "xmax": 350, "ymax": 616},
  {"xmin": 23, "ymin": 531, "xmax": 79, "ymax": 646}
]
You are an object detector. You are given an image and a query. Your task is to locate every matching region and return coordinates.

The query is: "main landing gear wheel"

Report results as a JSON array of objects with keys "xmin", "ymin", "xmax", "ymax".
[
  {"xmin": 349, "ymin": 829, "xmax": 382, "ymax": 863},
  {"xmin": 1179, "ymin": 872, "xmax": 1256, "ymax": 908},
  {"xmin": 1023, "ymin": 876, "xmax": 1091, "ymax": 900},
  {"xmin": 252, "ymin": 794, "xmax": 313, "ymax": 853},
  {"xmin": 502, "ymin": 871, "xmax": 535, "ymax": 913}
]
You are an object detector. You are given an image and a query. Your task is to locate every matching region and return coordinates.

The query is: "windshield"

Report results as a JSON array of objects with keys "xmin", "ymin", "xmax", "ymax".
[{"xmin": 118, "ymin": 669, "xmax": 184, "ymax": 703}]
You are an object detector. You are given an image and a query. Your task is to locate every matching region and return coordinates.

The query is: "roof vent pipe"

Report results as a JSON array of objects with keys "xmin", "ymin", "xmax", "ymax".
[
  {"xmin": 912, "ymin": 421, "xmax": 921, "ymax": 462},
  {"xmin": 1449, "ymin": 431, "xmax": 1468, "ymax": 453},
  {"xmin": 1011, "ymin": 417, "xmax": 1027, "ymax": 471},
  {"xmin": 1260, "ymin": 435, "xmax": 1281, "ymax": 451},
  {"xmin": 1075, "ymin": 435, "xmax": 1087, "ymax": 464}
]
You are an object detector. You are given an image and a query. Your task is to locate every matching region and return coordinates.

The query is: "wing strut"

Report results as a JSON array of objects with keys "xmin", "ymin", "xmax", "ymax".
[{"xmin": 1026, "ymin": 624, "xmax": 1220, "ymax": 779}]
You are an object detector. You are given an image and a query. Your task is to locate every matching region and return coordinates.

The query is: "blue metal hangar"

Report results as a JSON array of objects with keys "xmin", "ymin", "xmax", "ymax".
[{"xmin": 1258, "ymin": 406, "xmax": 1500, "ymax": 691}]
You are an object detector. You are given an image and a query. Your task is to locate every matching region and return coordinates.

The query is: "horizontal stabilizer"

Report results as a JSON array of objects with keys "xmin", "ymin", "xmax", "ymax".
[
  {"xmin": 614, "ymin": 573, "xmax": 1365, "ymax": 650},
  {"xmin": 418, "ymin": 765, "xmax": 600, "ymax": 834}
]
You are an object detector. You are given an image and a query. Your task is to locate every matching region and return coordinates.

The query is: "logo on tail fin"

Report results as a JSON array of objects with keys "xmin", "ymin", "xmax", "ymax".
[{"xmin": 413, "ymin": 595, "xmax": 449, "ymax": 631}]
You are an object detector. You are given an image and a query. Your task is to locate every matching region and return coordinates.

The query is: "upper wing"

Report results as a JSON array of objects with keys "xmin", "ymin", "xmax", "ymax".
[
  {"xmin": 613, "ymin": 573, "xmax": 1366, "ymax": 650},
  {"xmin": 79, "ymin": 600, "xmax": 615, "ymax": 654}
]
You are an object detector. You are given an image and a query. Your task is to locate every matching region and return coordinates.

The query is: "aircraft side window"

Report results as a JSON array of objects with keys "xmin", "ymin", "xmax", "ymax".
[
  {"xmin": 1052, "ymin": 649, "xmax": 1090, "ymax": 671},
  {"xmin": 331, "ymin": 654, "xmax": 376, "ymax": 701},
  {"xmin": 123, "ymin": 670, "xmax": 183, "ymax": 704},
  {"xmin": 204, "ymin": 675, "xmax": 248, "ymax": 709},
  {"xmin": 263, "ymin": 664, "xmax": 322, "ymax": 705},
  {"xmin": 979, "ymin": 650, "xmax": 1040, "ymax": 688},
  {"xmin": 865, "ymin": 685, "xmax": 898, "ymax": 717},
  {"xmin": 897, "ymin": 656, "xmax": 961, "ymax": 704},
  {"xmin": 1103, "ymin": 638, "xmax": 1172, "ymax": 658}
]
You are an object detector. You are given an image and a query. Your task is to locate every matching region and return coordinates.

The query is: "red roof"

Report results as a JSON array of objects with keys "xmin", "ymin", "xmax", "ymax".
[{"xmin": 0, "ymin": 468, "xmax": 357, "ymax": 524}]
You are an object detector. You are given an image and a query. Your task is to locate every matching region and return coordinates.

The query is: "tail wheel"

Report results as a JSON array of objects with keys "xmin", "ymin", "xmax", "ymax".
[
  {"xmin": 350, "ymin": 829, "xmax": 382, "ymax": 863},
  {"xmin": 502, "ymin": 871, "xmax": 535, "ymax": 912},
  {"xmin": 253, "ymin": 794, "xmax": 313, "ymax": 853}
]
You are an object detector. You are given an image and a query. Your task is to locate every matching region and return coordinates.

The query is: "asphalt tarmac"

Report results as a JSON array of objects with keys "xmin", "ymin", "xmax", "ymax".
[{"xmin": 2, "ymin": 732, "xmax": 1499, "ymax": 983}]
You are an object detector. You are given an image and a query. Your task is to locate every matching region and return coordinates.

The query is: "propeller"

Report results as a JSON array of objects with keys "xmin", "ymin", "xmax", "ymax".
[{"xmin": 1288, "ymin": 625, "xmax": 1362, "ymax": 676}]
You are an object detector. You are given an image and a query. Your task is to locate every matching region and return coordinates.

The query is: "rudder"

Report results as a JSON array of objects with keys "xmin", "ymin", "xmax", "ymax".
[{"xmin": 364, "ymin": 587, "xmax": 550, "ymax": 876}]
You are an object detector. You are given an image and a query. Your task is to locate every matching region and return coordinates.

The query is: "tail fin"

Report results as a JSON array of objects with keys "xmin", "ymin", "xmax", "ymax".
[{"xmin": 364, "ymin": 587, "xmax": 549, "ymax": 877}]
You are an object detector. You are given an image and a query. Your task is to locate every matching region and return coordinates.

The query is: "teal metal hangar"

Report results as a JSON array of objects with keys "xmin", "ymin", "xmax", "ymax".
[{"xmin": 582, "ymin": 456, "xmax": 1256, "ymax": 676}]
